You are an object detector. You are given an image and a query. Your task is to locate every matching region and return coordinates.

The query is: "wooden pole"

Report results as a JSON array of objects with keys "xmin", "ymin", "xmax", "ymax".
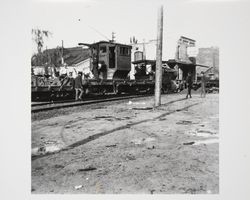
[
  {"xmin": 61, "ymin": 40, "xmax": 64, "ymax": 65},
  {"xmin": 154, "ymin": 6, "xmax": 163, "ymax": 107}
]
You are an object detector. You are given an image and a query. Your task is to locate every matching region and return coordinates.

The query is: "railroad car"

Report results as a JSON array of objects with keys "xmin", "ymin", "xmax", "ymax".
[{"xmin": 32, "ymin": 41, "xmax": 177, "ymax": 101}]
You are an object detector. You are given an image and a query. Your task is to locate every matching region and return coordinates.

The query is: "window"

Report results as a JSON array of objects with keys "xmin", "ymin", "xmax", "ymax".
[
  {"xmin": 100, "ymin": 46, "xmax": 107, "ymax": 53},
  {"xmin": 120, "ymin": 46, "xmax": 129, "ymax": 56}
]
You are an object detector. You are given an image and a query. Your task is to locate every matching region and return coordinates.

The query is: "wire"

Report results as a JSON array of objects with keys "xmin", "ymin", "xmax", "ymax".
[{"xmin": 88, "ymin": 26, "xmax": 110, "ymax": 41}]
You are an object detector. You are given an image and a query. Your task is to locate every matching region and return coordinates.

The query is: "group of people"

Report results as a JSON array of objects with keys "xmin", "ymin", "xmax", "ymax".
[{"xmin": 185, "ymin": 71, "xmax": 207, "ymax": 99}]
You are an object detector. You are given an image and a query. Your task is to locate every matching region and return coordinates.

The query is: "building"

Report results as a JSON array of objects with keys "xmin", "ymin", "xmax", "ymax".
[
  {"xmin": 196, "ymin": 47, "xmax": 219, "ymax": 78},
  {"xmin": 31, "ymin": 46, "xmax": 90, "ymax": 78},
  {"xmin": 129, "ymin": 39, "xmax": 157, "ymax": 79},
  {"xmin": 175, "ymin": 36, "xmax": 196, "ymax": 63}
]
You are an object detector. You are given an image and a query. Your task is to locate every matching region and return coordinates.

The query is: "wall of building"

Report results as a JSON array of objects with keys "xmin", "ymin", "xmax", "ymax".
[
  {"xmin": 73, "ymin": 58, "xmax": 93, "ymax": 78},
  {"xmin": 129, "ymin": 41, "xmax": 157, "ymax": 80},
  {"xmin": 196, "ymin": 47, "xmax": 219, "ymax": 78}
]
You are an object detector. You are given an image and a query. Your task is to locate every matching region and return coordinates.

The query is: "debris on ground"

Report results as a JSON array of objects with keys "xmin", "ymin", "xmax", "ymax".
[
  {"xmin": 44, "ymin": 140, "xmax": 57, "ymax": 145},
  {"xmin": 176, "ymin": 120, "xmax": 193, "ymax": 125},
  {"xmin": 94, "ymin": 116, "xmax": 113, "ymax": 119},
  {"xmin": 127, "ymin": 101, "xmax": 146, "ymax": 105},
  {"xmin": 77, "ymin": 167, "xmax": 97, "ymax": 172},
  {"xmin": 105, "ymin": 144, "xmax": 117, "ymax": 148},
  {"xmin": 183, "ymin": 142, "xmax": 195, "ymax": 145},
  {"xmin": 186, "ymin": 130, "xmax": 217, "ymax": 137},
  {"xmin": 126, "ymin": 155, "xmax": 136, "ymax": 161},
  {"xmin": 74, "ymin": 185, "xmax": 83, "ymax": 190},
  {"xmin": 194, "ymin": 139, "xmax": 219, "ymax": 145},
  {"xmin": 131, "ymin": 137, "xmax": 156, "ymax": 145},
  {"xmin": 147, "ymin": 145, "xmax": 155, "ymax": 149},
  {"xmin": 197, "ymin": 130, "xmax": 216, "ymax": 135},
  {"xmin": 32, "ymin": 145, "xmax": 62, "ymax": 156},
  {"xmin": 131, "ymin": 138, "xmax": 142, "ymax": 145},
  {"xmin": 54, "ymin": 164, "xmax": 64, "ymax": 169},
  {"xmin": 132, "ymin": 107, "xmax": 153, "ymax": 110}
]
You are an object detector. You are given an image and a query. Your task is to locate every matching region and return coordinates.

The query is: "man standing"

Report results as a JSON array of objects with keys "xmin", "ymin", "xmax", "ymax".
[
  {"xmin": 186, "ymin": 72, "xmax": 193, "ymax": 99},
  {"xmin": 200, "ymin": 71, "xmax": 206, "ymax": 98},
  {"xmin": 74, "ymin": 72, "xmax": 84, "ymax": 101}
]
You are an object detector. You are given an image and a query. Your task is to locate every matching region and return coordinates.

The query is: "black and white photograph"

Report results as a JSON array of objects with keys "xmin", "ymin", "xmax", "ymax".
[
  {"xmin": 30, "ymin": 0, "xmax": 220, "ymax": 194},
  {"xmin": 1, "ymin": 0, "xmax": 250, "ymax": 199}
]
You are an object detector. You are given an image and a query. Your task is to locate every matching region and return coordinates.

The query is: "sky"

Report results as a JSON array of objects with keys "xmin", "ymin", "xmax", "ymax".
[{"xmin": 30, "ymin": 0, "xmax": 250, "ymax": 60}]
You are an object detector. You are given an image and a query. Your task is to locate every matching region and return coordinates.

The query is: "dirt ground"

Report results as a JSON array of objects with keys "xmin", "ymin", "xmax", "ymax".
[{"xmin": 31, "ymin": 93, "xmax": 219, "ymax": 194}]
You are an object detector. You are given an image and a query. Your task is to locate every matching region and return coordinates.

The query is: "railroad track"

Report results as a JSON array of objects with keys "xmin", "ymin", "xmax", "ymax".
[
  {"xmin": 32, "ymin": 94, "xmax": 126, "ymax": 107},
  {"xmin": 31, "ymin": 93, "xmax": 153, "ymax": 113}
]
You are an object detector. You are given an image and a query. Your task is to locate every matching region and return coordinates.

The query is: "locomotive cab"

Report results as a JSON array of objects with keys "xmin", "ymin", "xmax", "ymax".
[{"xmin": 80, "ymin": 41, "xmax": 132, "ymax": 80}]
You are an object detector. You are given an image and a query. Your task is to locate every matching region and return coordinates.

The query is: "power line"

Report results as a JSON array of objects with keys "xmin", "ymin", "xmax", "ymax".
[{"xmin": 88, "ymin": 25, "xmax": 110, "ymax": 41}]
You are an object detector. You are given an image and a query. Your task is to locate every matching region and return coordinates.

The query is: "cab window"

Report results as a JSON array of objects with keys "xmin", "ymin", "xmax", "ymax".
[
  {"xmin": 119, "ymin": 46, "xmax": 130, "ymax": 56},
  {"xmin": 100, "ymin": 46, "xmax": 107, "ymax": 53}
]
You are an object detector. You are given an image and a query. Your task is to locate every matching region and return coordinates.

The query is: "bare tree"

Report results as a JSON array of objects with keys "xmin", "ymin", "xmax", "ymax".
[
  {"xmin": 32, "ymin": 28, "xmax": 52, "ymax": 67},
  {"xmin": 32, "ymin": 28, "xmax": 52, "ymax": 54}
]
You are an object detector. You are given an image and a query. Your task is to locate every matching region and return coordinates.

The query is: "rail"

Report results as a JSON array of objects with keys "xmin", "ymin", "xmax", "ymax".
[{"xmin": 31, "ymin": 94, "xmax": 153, "ymax": 113}]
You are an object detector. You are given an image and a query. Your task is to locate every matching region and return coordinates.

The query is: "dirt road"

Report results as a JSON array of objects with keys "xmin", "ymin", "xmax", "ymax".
[{"xmin": 31, "ymin": 93, "xmax": 219, "ymax": 194}]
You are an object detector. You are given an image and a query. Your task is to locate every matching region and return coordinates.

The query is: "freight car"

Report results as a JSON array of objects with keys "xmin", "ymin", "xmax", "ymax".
[{"xmin": 31, "ymin": 41, "xmax": 177, "ymax": 102}]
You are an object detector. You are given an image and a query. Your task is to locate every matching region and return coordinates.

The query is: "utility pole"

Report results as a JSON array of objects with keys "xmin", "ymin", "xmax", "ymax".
[
  {"xmin": 154, "ymin": 5, "xmax": 163, "ymax": 107},
  {"xmin": 143, "ymin": 39, "xmax": 146, "ymax": 60},
  {"xmin": 61, "ymin": 40, "xmax": 64, "ymax": 65},
  {"xmin": 111, "ymin": 32, "xmax": 115, "ymax": 42}
]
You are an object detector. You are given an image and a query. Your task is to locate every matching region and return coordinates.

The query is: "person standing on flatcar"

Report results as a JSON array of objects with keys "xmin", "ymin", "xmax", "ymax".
[
  {"xmin": 186, "ymin": 72, "xmax": 193, "ymax": 99},
  {"xmin": 74, "ymin": 72, "xmax": 84, "ymax": 101}
]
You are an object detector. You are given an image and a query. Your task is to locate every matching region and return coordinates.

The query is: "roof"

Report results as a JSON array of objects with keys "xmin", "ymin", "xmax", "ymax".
[
  {"xmin": 167, "ymin": 59, "xmax": 194, "ymax": 65},
  {"xmin": 180, "ymin": 36, "xmax": 196, "ymax": 42},
  {"xmin": 79, "ymin": 40, "xmax": 132, "ymax": 48},
  {"xmin": 62, "ymin": 47, "xmax": 90, "ymax": 66},
  {"xmin": 32, "ymin": 47, "xmax": 90, "ymax": 67},
  {"xmin": 132, "ymin": 59, "xmax": 168, "ymax": 65}
]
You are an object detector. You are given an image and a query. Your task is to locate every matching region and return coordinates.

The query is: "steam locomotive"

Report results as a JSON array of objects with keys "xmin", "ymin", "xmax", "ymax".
[{"xmin": 31, "ymin": 41, "xmax": 177, "ymax": 101}]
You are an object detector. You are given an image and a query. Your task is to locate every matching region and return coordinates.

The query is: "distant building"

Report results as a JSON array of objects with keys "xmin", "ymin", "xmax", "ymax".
[
  {"xmin": 129, "ymin": 39, "xmax": 157, "ymax": 79},
  {"xmin": 71, "ymin": 58, "xmax": 93, "ymax": 78},
  {"xmin": 196, "ymin": 47, "xmax": 219, "ymax": 78},
  {"xmin": 173, "ymin": 36, "xmax": 199, "ymax": 82},
  {"xmin": 175, "ymin": 36, "xmax": 196, "ymax": 63},
  {"xmin": 31, "ymin": 46, "xmax": 90, "ymax": 78}
]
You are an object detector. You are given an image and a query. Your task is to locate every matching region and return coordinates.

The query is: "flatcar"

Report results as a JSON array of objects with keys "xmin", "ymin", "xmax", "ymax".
[{"xmin": 31, "ymin": 40, "xmax": 177, "ymax": 101}]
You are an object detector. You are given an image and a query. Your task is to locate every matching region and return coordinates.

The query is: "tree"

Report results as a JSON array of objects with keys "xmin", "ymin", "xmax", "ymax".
[
  {"xmin": 32, "ymin": 28, "xmax": 52, "ymax": 54},
  {"xmin": 32, "ymin": 28, "xmax": 52, "ymax": 66}
]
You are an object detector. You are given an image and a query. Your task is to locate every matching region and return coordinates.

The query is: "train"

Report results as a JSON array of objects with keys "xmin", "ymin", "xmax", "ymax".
[{"xmin": 31, "ymin": 40, "xmax": 179, "ymax": 102}]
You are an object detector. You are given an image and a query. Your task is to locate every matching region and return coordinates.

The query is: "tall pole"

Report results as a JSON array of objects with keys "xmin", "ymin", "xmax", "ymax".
[
  {"xmin": 143, "ymin": 39, "xmax": 146, "ymax": 60},
  {"xmin": 154, "ymin": 6, "xmax": 163, "ymax": 107},
  {"xmin": 112, "ymin": 32, "xmax": 115, "ymax": 42},
  {"xmin": 61, "ymin": 40, "xmax": 64, "ymax": 65}
]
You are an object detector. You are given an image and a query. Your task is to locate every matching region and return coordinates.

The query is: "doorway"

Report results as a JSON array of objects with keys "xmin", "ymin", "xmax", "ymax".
[{"xmin": 109, "ymin": 46, "xmax": 116, "ymax": 68}]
